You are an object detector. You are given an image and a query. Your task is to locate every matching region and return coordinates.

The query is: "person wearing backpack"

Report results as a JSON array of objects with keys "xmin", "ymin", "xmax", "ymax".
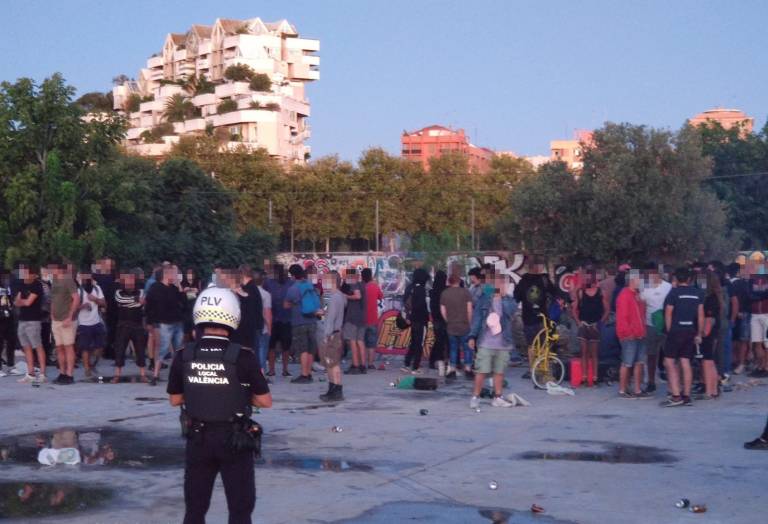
[
  {"xmin": 640, "ymin": 263, "xmax": 671, "ymax": 394},
  {"xmin": 284, "ymin": 264, "xmax": 320, "ymax": 383}
]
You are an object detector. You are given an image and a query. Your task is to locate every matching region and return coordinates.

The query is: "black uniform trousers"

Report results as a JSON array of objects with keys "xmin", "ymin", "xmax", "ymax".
[
  {"xmin": 184, "ymin": 425, "xmax": 255, "ymax": 524},
  {"xmin": 0, "ymin": 319, "xmax": 15, "ymax": 367}
]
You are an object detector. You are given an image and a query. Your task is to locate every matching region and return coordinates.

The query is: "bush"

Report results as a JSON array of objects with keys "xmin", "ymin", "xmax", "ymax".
[
  {"xmin": 249, "ymin": 101, "xmax": 261, "ymax": 109},
  {"xmin": 264, "ymin": 102, "xmax": 280, "ymax": 111},
  {"xmin": 217, "ymin": 99, "xmax": 239, "ymax": 114},
  {"xmin": 125, "ymin": 93, "xmax": 142, "ymax": 112},
  {"xmin": 141, "ymin": 122, "xmax": 175, "ymax": 143},
  {"xmin": 249, "ymin": 73, "xmax": 272, "ymax": 92},
  {"xmin": 224, "ymin": 64, "xmax": 254, "ymax": 82}
]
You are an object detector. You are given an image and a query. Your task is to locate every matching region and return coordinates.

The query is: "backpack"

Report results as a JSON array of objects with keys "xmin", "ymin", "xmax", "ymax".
[{"xmin": 298, "ymin": 281, "xmax": 321, "ymax": 318}]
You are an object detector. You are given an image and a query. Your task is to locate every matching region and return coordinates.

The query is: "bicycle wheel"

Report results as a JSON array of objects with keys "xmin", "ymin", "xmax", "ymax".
[{"xmin": 531, "ymin": 354, "xmax": 565, "ymax": 389}]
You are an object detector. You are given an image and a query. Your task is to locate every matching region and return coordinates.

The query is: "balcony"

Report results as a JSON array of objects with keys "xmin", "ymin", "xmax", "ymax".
[
  {"xmin": 147, "ymin": 55, "xmax": 164, "ymax": 69},
  {"xmin": 285, "ymin": 38, "xmax": 320, "ymax": 52},
  {"xmin": 214, "ymin": 81, "xmax": 252, "ymax": 99}
]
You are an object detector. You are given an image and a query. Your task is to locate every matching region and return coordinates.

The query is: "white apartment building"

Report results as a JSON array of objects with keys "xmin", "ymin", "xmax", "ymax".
[{"xmin": 112, "ymin": 17, "xmax": 319, "ymax": 163}]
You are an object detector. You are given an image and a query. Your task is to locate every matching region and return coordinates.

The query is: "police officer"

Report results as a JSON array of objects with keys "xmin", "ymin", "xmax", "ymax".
[{"xmin": 167, "ymin": 286, "xmax": 272, "ymax": 524}]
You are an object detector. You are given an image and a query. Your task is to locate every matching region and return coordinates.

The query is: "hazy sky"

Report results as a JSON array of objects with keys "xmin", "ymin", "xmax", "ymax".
[{"xmin": 2, "ymin": 0, "xmax": 766, "ymax": 161}]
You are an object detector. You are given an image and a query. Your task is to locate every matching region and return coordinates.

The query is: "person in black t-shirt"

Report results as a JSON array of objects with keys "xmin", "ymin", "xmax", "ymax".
[
  {"xmin": 726, "ymin": 263, "xmax": 750, "ymax": 375},
  {"xmin": 662, "ymin": 267, "xmax": 704, "ymax": 407},
  {"xmin": 14, "ymin": 265, "xmax": 47, "ymax": 383},
  {"xmin": 700, "ymin": 271, "xmax": 723, "ymax": 399},
  {"xmin": 113, "ymin": 269, "xmax": 148, "ymax": 383}
]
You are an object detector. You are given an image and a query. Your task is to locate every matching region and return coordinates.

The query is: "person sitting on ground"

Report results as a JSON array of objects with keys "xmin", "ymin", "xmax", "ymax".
[{"xmin": 468, "ymin": 273, "xmax": 518, "ymax": 409}]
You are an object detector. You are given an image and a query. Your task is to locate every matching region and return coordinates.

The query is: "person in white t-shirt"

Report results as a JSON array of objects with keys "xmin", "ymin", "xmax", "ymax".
[
  {"xmin": 255, "ymin": 269, "xmax": 273, "ymax": 375},
  {"xmin": 640, "ymin": 264, "xmax": 672, "ymax": 393},
  {"xmin": 76, "ymin": 268, "xmax": 107, "ymax": 378}
]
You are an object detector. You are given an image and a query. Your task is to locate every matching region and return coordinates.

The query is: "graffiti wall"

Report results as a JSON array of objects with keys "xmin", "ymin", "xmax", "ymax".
[{"xmin": 276, "ymin": 251, "xmax": 528, "ymax": 355}]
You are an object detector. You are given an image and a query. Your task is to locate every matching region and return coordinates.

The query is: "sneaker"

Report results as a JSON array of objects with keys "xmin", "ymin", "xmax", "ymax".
[
  {"xmin": 692, "ymin": 383, "xmax": 705, "ymax": 395},
  {"xmin": 360, "ymin": 366, "xmax": 368, "ymax": 374},
  {"xmin": 446, "ymin": 370, "xmax": 457, "ymax": 379},
  {"xmin": 17, "ymin": 374, "xmax": 35, "ymax": 384},
  {"xmin": 0, "ymin": 368, "xmax": 7, "ymax": 378},
  {"xmin": 367, "ymin": 364, "xmax": 376, "ymax": 371},
  {"xmin": 346, "ymin": 367, "xmax": 362, "ymax": 375},
  {"xmin": 8, "ymin": 367, "xmax": 23, "ymax": 376},
  {"xmin": 662, "ymin": 396, "xmax": 684, "ymax": 407},
  {"xmin": 266, "ymin": 370, "xmax": 275, "ymax": 377},
  {"xmin": 719, "ymin": 374, "xmax": 731, "ymax": 386},
  {"xmin": 411, "ymin": 369, "xmax": 423, "ymax": 375},
  {"xmin": 290, "ymin": 375, "xmax": 313, "ymax": 384},
  {"xmin": 53, "ymin": 374, "xmax": 65, "ymax": 385},
  {"xmin": 694, "ymin": 393, "xmax": 718, "ymax": 401},
  {"xmin": 619, "ymin": 391, "xmax": 635, "ymax": 399},
  {"xmin": 744, "ymin": 437, "xmax": 768, "ymax": 450},
  {"xmin": 469, "ymin": 396, "xmax": 481, "ymax": 409},
  {"xmin": 150, "ymin": 376, "xmax": 158, "ymax": 386},
  {"xmin": 633, "ymin": 391, "xmax": 653, "ymax": 399},
  {"xmin": 644, "ymin": 383, "xmax": 657, "ymax": 393},
  {"xmin": 282, "ymin": 370, "xmax": 292, "ymax": 377},
  {"xmin": 733, "ymin": 364, "xmax": 745, "ymax": 375},
  {"xmin": 464, "ymin": 369, "xmax": 475, "ymax": 379},
  {"xmin": 682, "ymin": 396, "xmax": 693, "ymax": 406},
  {"xmin": 491, "ymin": 396, "xmax": 513, "ymax": 408},
  {"xmin": 35, "ymin": 375, "xmax": 47, "ymax": 384},
  {"xmin": 312, "ymin": 362, "xmax": 326, "ymax": 372}
]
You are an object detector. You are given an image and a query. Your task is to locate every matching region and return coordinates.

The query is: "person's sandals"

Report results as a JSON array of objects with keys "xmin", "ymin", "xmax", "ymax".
[
  {"xmin": 282, "ymin": 370, "xmax": 292, "ymax": 377},
  {"xmin": 619, "ymin": 391, "xmax": 635, "ymax": 399},
  {"xmin": 266, "ymin": 370, "xmax": 275, "ymax": 377}
]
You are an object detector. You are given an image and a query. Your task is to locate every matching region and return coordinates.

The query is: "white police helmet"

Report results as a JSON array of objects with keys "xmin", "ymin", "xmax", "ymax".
[{"xmin": 193, "ymin": 287, "xmax": 241, "ymax": 330}]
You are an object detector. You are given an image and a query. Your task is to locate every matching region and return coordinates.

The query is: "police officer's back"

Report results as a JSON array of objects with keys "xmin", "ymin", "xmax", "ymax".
[{"xmin": 167, "ymin": 287, "xmax": 272, "ymax": 524}]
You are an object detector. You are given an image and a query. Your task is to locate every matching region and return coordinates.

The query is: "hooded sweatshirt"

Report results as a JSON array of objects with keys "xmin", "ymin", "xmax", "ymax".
[{"xmin": 616, "ymin": 287, "xmax": 646, "ymax": 340}]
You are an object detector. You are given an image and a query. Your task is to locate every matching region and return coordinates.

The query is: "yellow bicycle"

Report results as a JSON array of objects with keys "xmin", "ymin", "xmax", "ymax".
[{"xmin": 529, "ymin": 313, "xmax": 565, "ymax": 389}]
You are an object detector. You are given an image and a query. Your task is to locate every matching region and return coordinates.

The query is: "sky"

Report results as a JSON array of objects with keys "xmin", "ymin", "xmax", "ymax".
[{"xmin": 2, "ymin": 0, "xmax": 766, "ymax": 161}]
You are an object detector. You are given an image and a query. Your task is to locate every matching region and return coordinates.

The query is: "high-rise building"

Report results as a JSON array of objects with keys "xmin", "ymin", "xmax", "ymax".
[
  {"xmin": 550, "ymin": 129, "xmax": 593, "ymax": 171},
  {"xmin": 689, "ymin": 108, "xmax": 754, "ymax": 135},
  {"xmin": 112, "ymin": 17, "xmax": 319, "ymax": 163},
  {"xmin": 401, "ymin": 125, "xmax": 494, "ymax": 173}
]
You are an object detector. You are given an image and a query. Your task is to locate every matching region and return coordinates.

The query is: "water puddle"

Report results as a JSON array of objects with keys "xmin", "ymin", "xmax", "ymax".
[
  {"xmin": 517, "ymin": 440, "xmax": 677, "ymax": 464},
  {"xmin": 329, "ymin": 501, "xmax": 577, "ymax": 523},
  {"xmin": 0, "ymin": 428, "xmax": 418, "ymax": 473},
  {"xmin": 0, "ymin": 428, "xmax": 184, "ymax": 468},
  {"xmin": 258, "ymin": 455, "xmax": 373, "ymax": 472},
  {"xmin": 0, "ymin": 481, "xmax": 112, "ymax": 519}
]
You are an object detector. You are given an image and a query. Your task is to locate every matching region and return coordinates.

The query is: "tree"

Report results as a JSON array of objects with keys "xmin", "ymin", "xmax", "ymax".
[
  {"xmin": 75, "ymin": 91, "xmax": 114, "ymax": 112},
  {"xmin": 249, "ymin": 73, "xmax": 272, "ymax": 92},
  {"xmin": 216, "ymin": 99, "xmax": 238, "ymax": 114},
  {"xmin": 112, "ymin": 74, "xmax": 130, "ymax": 86},
  {"xmin": 0, "ymin": 73, "xmax": 126, "ymax": 265},
  {"xmin": 164, "ymin": 93, "xmax": 196, "ymax": 122},
  {"xmin": 224, "ymin": 64, "xmax": 255, "ymax": 82},
  {"xmin": 497, "ymin": 123, "xmax": 738, "ymax": 264},
  {"xmin": 183, "ymin": 75, "xmax": 215, "ymax": 96},
  {"xmin": 125, "ymin": 93, "xmax": 142, "ymax": 112},
  {"xmin": 697, "ymin": 120, "xmax": 768, "ymax": 249}
]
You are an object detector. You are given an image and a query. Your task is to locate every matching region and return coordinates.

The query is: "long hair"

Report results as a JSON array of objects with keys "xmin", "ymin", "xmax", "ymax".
[{"xmin": 706, "ymin": 270, "xmax": 724, "ymax": 313}]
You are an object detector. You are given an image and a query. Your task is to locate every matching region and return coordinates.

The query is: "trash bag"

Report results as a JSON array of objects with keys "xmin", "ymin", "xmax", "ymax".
[
  {"xmin": 396, "ymin": 376, "xmax": 416, "ymax": 389},
  {"xmin": 504, "ymin": 392, "xmax": 532, "ymax": 406},
  {"xmin": 414, "ymin": 377, "xmax": 438, "ymax": 390},
  {"xmin": 545, "ymin": 382, "xmax": 575, "ymax": 396}
]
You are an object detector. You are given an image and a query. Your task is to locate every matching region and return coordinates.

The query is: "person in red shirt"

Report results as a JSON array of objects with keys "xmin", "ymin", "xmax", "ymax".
[
  {"xmin": 361, "ymin": 268, "xmax": 383, "ymax": 370},
  {"xmin": 616, "ymin": 270, "xmax": 650, "ymax": 399}
]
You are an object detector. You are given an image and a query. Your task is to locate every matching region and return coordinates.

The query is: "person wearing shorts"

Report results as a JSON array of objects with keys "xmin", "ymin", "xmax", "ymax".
[
  {"xmin": 75, "ymin": 268, "xmax": 107, "ymax": 378},
  {"xmin": 362, "ymin": 268, "xmax": 383, "ymax": 370},
  {"xmin": 319, "ymin": 272, "xmax": 346, "ymax": 402},
  {"xmin": 284, "ymin": 264, "xmax": 319, "ymax": 383},
  {"xmin": 616, "ymin": 272, "xmax": 650, "ymax": 398},
  {"xmin": 468, "ymin": 273, "xmax": 518, "ymax": 408},
  {"xmin": 342, "ymin": 270, "xmax": 367, "ymax": 374},
  {"xmin": 14, "ymin": 265, "xmax": 46, "ymax": 383},
  {"xmin": 748, "ymin": 275, "xmax": 768, "ymax": 377},
  {"xmin": 662, "ymin": 267, "xmax": 704, "ymax": 407},
  {"xmin": 50, "ymin": 263, "xmax": 80, "ymax": 385},
  {"xmin": 573, "ymin": 270, "xmax": 607, "ymax": 385}
]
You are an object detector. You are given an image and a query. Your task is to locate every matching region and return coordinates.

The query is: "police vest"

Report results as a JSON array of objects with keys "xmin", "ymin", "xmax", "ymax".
[{"xmin": 182, "ymin": 341, "xmax": 250, "ymax": 423}]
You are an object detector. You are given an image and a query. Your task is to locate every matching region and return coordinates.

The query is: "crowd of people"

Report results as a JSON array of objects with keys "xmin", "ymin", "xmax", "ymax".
[{"xmin": 1, "ymin": 255, "xmax": 767, "ymax": 449}]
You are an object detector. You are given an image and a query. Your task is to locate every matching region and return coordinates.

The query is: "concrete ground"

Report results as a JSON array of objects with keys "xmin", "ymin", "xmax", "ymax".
[{"xmin": 0, "ymin": 354, "xmax": 765, "ymax": 524}]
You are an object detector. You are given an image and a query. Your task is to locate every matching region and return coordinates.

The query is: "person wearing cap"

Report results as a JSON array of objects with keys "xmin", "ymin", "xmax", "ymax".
[
  {"xmin": 167, "ymin": 286, "xmax": 272, "ymax": 524},
  {"xmin": 468, "ymin": 273, "xmax": 518, "ymax": 409}
]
